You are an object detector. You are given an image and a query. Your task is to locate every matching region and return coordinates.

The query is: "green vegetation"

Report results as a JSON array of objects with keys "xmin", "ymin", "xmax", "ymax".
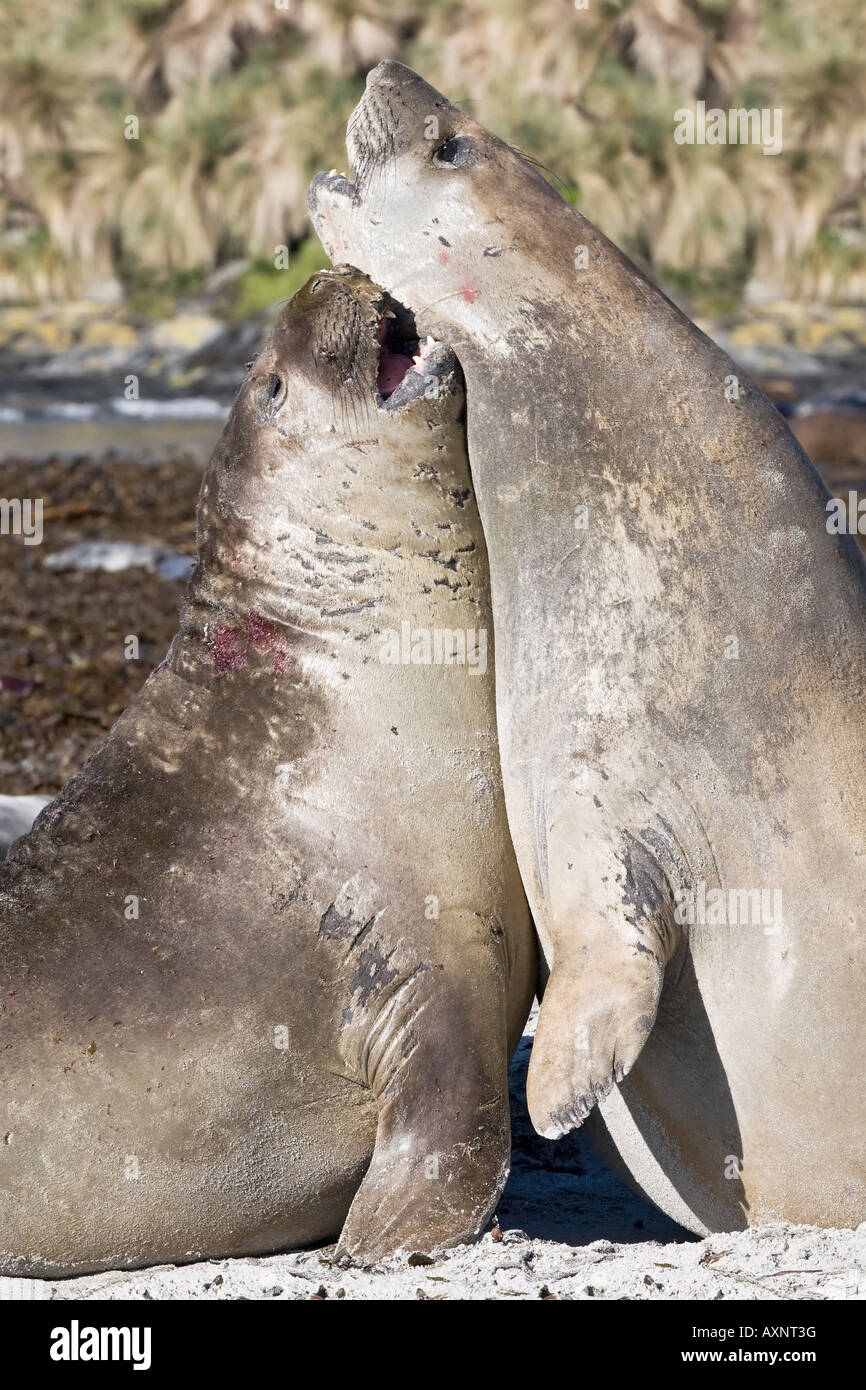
[
  {"xmin": 233, "ymin": 240, "xmax": 332, "ymax": 318},
  {"xmin": 0, "ymin": 0, "xmax": 864, "ymax": 310}
]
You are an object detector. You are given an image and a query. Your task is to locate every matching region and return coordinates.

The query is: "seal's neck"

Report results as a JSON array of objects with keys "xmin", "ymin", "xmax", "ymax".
[
  {"xmin": 439, "ymin": 201, "xmax": 788, "ymax": 505},
  {"xmin": 449, "ymin": 211, "xmax": 690, "ymax": 368},
  {"xmin": 169, "ymin": 459, "xmax": 486, "ymax": 685}
]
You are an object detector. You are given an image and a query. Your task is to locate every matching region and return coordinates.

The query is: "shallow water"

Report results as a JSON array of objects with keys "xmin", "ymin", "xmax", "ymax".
[
  {"xmin": 0, "ymin": 387, "xmax": 228, "ymax": 463},
  {"xmin": 1, "ymin": 416, "xmax": 222, "ymax": 464}
]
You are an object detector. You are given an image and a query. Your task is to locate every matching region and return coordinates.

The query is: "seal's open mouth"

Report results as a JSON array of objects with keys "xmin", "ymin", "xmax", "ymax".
[
  {"xmin": 375, "ymin": 301, "xmax": 437, "ymax": 405},
  {"xmin": 376, "ymin": 312, "xmax": 417, "ymax": 399}
]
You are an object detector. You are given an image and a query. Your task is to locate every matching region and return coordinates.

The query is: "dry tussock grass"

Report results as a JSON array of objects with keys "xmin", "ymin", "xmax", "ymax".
[{"xmin": 0, "ymin": 0, "xmax": 863, "ymax": 305}]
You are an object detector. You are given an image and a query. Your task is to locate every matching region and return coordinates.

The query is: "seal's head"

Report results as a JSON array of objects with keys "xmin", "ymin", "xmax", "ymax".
[
  {"xmin": 308, "ymin": 63, "xmax": 567, "ymax": 349},
  {"xmin": 189, "ymin": 263, "xmax": 463, "ymax": 617},
  {"xmin": 222, "ymin": 261, "xmax": 460, "ymax": 462},
  {"xmin": 261, "ymin": 262, "xmax": 460, "ymax": 422}
]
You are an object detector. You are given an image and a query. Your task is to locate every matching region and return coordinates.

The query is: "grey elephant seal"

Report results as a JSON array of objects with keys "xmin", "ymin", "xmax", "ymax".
[
  {"xmin": 0, "ymin": 266, "xmax": 534, "ymax": 1276},
  {"xmin": 310, "ymin": 63, "xmax": 866, "ymax": 1233}
]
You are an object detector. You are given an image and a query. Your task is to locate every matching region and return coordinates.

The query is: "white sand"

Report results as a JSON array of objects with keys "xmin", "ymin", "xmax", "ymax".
[{"xmin": 14, "ymin": 1222, "xmax": 860, "ymax": 1302}]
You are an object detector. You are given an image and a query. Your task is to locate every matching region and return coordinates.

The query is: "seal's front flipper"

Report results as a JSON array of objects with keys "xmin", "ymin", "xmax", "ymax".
[
  {"xmin": 526, "ymin": 829, "xmax": 680, "ymax": 1139},
  {"xmin": 336, "ymin": 979, "xmax": 511, "ymax": 1261},
  {"xmin": 526, "ymin": 949, "xmax": 665, "ymax": 1138}
]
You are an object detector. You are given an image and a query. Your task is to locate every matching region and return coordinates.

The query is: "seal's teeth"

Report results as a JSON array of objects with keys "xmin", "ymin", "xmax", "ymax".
[
  {"xmin": 328, "ymin": 168, "xmax": 338, "ymax": 177},
  {"xmin": 412, "ymin": 336, "xmax": 439, "ymax": 369}
]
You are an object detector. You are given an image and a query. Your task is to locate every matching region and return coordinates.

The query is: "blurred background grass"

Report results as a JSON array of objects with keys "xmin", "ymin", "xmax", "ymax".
[{"xmin": 1, "ymin": 0, "xmax": 865, "ymax": 316}]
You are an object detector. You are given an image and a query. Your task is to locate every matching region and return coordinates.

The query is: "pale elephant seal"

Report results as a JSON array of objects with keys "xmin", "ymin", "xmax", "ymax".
[
  {"xmin": 310, "ymin": 64, "xmax": 866, "ymax": 1233},
  {"xmin": 0, "ymin": 266, "xmax": 534, "ymax": 1276}
]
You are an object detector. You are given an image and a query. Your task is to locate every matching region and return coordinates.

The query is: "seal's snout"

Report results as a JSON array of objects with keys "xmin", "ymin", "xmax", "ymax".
[
  {"xmin": 363, "ymin": 59, "xmax": 418, "ymax": 93},
  {"xmin": 288, "ymin": 266, "xmax": 458, "ymax": 413},
  {"xmin": 375, "ymin": 300, "xmax": 453, "ymax": 408},
  {"xmin": 307, "ymin": 169, "xmax": 357, "ymax": 215},
  {"xmin": 363, "ymin": 59, "xmax": 445, "ymax": 106},
  {"xmin": 346, "ymin": 61, "xmax": 452, "ymax": 189},
  {"xmin": 376, "ymin": 321, "xmax": 457, "ymax": 411},
  {"xmin": 309, "ymin": 62, "xmax": 459, "ymax": 267}
]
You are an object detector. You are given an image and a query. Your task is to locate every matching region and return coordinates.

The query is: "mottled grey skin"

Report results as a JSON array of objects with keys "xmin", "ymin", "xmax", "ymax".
[
  {"xmin": 0, "ymin": 267, "xmax": 534, "ymax": 1276},
  {"xmin": 310, "ymin": 64, "xmax": 866, "ymax": 1233}
]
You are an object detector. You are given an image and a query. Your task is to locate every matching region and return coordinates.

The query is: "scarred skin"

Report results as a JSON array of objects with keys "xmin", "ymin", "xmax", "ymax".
[
  {"xmin": 309, "ymin": 64, "xmax": 866, "ymax": 1234},
  {"xmin": 0, "ymin": 267, "xmax": 534, "ymax": 1276}
]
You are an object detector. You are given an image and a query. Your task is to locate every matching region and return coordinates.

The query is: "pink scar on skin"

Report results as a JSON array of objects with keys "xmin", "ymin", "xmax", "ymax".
[
  {"xmin": 211, "ymin": 624, "xmax": 247, "ymax": 675},
  {"xmin": 210, "ymin": 612, "xmax": 293, "ymax": 675},
  {"xmin": 460, "ymin": 284, "xmax": 480, "ymax": 303},
  {"xmin": 246, "ymin": 610, "xmax": 292, "ymax": 672},
  {"xmin": 245, "ymin": 611, "xmax": 281, "ymax": 651},
  {"xmin": 437, "ymin": 250, "xmax": 450, "ymax": 266}
]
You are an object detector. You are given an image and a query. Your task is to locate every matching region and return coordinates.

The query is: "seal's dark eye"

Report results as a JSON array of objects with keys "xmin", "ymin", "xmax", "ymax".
[
  {"xmin": 433, "ymin": 135, "xmax": 476, "ymax": 168},
  {"xmin": 265, "ymin": 373, "xmax": 286, "ymax": 410}
]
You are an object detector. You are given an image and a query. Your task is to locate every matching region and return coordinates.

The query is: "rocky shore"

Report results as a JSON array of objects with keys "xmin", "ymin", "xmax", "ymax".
[
  {"xmin": 4, "ymin": 292, "xmax": 866, "ymax": 404},
  {"xmin": 0, "ymin": 455, "xmax": 201, "ymax": 792}
]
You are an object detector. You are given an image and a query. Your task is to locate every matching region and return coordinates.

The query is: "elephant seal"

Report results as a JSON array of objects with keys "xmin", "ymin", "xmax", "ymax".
[
  {"xmin": 310, "ymin": 64, "xmax": 866, "ymax": 1233},
  {"xmin": 0, "ymin": 265, "xmax": 534, "ymax": 1276}
]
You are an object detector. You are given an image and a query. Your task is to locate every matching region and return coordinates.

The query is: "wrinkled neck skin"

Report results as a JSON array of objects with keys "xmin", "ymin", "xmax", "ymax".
[
  {"xmin": 130, "ymin": 376, "xmax": 491, "ymax": 796},
  {"xmin": 176, "ymin": 388, "xmax": 480, "ymax": 675}
]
